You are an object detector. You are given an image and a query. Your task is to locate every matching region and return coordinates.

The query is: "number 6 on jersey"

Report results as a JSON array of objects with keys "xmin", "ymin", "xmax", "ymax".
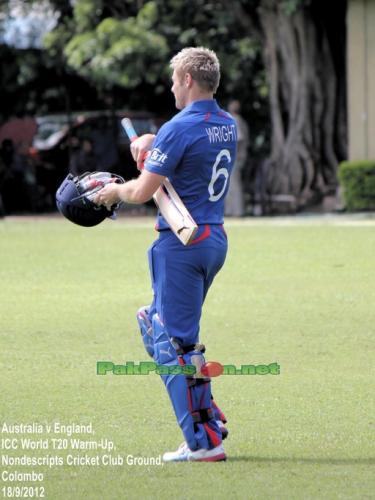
[{"xmin": 208, "ymin": 149, "xmax": 231, "ymax": 202}]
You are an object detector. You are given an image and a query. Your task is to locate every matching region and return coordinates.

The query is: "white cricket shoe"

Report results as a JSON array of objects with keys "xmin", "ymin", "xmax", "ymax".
[{"xmin": 162, "ymin": 442, "xmax": 226, "ymax": 462}]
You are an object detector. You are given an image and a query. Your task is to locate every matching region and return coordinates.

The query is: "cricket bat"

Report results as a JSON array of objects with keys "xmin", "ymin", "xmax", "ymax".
[{"xmin": 121, "ymin": 118, "xmax": 198, "ymax": 246}]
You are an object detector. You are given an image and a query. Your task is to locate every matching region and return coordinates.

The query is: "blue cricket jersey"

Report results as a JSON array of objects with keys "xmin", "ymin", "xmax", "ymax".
[{"xmin": 144, "ymin": 99, "xmax": 237, "ymax": 230}]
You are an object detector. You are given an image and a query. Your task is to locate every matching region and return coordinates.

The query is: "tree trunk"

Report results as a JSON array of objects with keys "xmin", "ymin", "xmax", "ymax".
[{"xmin": 258, "ymin": 0, "xmax": 347, "ymax": 209}]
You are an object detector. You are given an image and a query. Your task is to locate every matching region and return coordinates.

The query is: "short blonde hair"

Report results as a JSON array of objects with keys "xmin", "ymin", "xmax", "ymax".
[{"xmin": 170, "ymin": 47, "xmax": 221, "ymax": 93}]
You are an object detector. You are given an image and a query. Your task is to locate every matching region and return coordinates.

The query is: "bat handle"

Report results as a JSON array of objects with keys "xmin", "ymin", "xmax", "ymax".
[
  {"xmin": 121, "ymin": 118, "xmax": 138, "ymax": 141},
  {"xmin": 121, "ymin": 117, "xmax": 148, "ymax": 170}
]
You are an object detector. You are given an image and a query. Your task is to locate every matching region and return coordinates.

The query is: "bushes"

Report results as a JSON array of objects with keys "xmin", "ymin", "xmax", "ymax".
[{"xmin": 338, "ymin": 160, "xmax": 375, "ymax": 210}]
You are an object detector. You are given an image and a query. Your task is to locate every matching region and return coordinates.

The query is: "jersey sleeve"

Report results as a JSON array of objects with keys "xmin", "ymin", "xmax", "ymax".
[{"xmin": 144, "ymin": 121, "xmax": 187, "ymax": 177}]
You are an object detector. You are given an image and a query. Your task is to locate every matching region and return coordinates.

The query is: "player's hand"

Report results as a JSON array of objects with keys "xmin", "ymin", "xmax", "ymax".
[
  {"xmin": 130, "ymin": 134, "xmax": 155, "ymax": 170},
  {"xmin": 93, "ymin": 183, "xmax": 121, "ymax": 211}
]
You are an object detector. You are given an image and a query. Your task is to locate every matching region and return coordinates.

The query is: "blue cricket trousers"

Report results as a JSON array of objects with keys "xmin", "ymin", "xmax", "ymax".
[{"xmin": 147, "ymin": 224, "xmax": 228, "ymax": 346}]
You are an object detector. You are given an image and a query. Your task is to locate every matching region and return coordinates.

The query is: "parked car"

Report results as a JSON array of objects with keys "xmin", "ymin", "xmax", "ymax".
[{"xmin": 29, "ymin": 110, "xmax": 159, "ymax": 210}]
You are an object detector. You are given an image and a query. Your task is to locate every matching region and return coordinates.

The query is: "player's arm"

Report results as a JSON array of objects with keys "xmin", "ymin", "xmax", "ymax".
[
  {"xmin": 94, "ymin": 169, "xmax": 165, "ymax": 208},
  {"xmin": 118, "ymin": 169, "xmax": 166, "ymax": 204}
]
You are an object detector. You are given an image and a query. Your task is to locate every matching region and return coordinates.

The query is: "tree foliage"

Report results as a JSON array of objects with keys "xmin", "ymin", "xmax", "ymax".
[
  {"xmin": 1, "ymin": 0, "xmax": 348, "ymax": 210},
  {"xmin": 44, "ymin": 0, "xmax": 265, "ymax": 101},
  {"xmin": 63, "ymin": 3, "xmax": 168, "ymax": 89},
  {"xmin": 42, "ymin": 0, "xmax": 268, "ymax": 151}
]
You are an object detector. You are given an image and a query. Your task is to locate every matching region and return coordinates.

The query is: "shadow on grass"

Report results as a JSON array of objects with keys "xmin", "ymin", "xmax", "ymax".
[{"xmin": 228, "ymin": 456, "xmax": 375, "ymax": 465}]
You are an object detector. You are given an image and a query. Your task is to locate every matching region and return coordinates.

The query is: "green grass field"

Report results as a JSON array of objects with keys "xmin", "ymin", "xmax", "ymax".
[{"xmin": 1, "ymin": 215, "xmax": 374, "ymax": 500}]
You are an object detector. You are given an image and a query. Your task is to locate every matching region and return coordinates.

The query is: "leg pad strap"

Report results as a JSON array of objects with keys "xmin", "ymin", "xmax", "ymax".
[{"xmin": 191, "ymin": 408, "xmax": 214, "ymax": 424}]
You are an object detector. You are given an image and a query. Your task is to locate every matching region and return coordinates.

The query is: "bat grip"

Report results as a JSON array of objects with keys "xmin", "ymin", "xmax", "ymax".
[{"xmin": 122, "ymin": 117, "xmax": 148, "ymax": 170}]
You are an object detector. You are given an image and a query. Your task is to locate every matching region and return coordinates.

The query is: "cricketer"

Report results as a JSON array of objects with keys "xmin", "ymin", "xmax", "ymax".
[{"xmin": 95, "ymin": 47, "xmax": 237, "ymax": 462}]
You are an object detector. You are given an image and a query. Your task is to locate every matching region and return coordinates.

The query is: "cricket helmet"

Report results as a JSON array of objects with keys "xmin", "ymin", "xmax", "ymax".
[{"xmin": 56, "ymin": 171, "xmax": 125, "ymax": 227}]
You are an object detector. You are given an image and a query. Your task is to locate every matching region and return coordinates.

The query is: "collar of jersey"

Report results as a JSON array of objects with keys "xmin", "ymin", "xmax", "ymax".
[{"xmin": 180, "ymin": 99, "xmax": 220, "ymax": 116}]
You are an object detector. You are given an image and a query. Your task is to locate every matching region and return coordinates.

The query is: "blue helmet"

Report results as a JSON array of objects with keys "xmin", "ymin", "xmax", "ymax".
[{"xmin": 56, "ymin": 172, "xmax": 125, "ymax": 227}]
